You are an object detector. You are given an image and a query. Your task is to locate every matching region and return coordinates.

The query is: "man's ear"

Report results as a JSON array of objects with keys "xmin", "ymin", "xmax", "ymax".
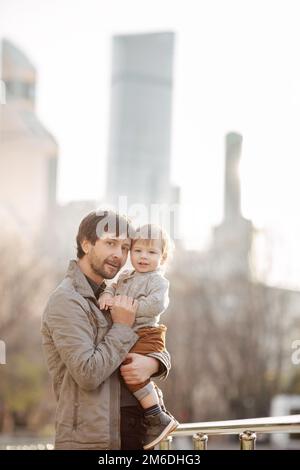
[{"xmin": 81, "ymin": 239, "xmax": 90, "ymax": 255}]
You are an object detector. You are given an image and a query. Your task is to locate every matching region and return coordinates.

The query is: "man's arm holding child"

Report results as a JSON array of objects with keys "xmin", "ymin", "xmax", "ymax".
[
  {"xmin": 43, "ymin": 292, "xmax": 139, "ymax": 390},
  {"xmin": 121, "ymin": 350, "xmax": 171, "ymax": 383}
]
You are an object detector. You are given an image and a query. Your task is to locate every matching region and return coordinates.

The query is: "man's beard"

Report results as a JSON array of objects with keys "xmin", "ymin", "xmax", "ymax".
[{"xmin": 90, "ymin": 255, "xmax": 121, "ymax": 280}]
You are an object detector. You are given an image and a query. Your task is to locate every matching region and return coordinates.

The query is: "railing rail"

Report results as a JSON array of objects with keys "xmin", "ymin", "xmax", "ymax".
[
  {"xmin": 160, "ymin": 414, "xmax": 300, "ymax": 450},
  {"xmin": 4, "ymin": 414, "xmax": 300, "ymax": 450}
]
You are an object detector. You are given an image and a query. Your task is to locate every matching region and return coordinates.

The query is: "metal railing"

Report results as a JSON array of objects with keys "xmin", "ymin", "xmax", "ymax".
[
  {"xmin": 159, "ymin": 414, "xmax": 300, "ymax": 450},
  {"xmin": 3, "ymin": 414, "xmax": 300, "ymax": 450}
]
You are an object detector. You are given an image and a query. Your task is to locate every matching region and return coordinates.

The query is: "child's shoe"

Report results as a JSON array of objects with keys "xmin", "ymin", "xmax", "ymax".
[{"xmin": 143, "ymin": 410, "xmax": 179, "ymax": 450}]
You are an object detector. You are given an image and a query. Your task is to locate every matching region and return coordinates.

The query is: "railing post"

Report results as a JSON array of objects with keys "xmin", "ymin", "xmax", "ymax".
[
  {"xmin": 193, "ymin": 433, "xmax": 208, "ymax": 450},
  {"xmin": 159, "ymin": 435, "xmax": 173, "ymax": 450},
  {"xmin": 239, "ymin": 430, "xmax": 256, "ymax": 450}
]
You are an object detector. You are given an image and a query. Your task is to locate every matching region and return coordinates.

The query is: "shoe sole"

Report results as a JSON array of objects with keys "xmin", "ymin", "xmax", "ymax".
[{"xmin": 143, "ymin": 419, "xmax": 179, "ymax": 450}]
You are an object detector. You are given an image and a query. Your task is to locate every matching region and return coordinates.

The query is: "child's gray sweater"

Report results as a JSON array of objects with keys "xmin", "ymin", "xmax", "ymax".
[{"xmin": 103, "ymin": 269, "xmax": 169, "ymax": 331}]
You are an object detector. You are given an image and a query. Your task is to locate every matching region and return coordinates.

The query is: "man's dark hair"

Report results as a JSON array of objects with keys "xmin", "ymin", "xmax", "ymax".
[{"xmin": 76, "ymin": 210, "xmax": 133, "ymax": 259}]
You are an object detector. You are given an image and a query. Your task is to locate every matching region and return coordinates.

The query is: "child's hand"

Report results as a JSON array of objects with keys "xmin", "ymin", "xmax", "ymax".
[{"xmin": 99, "ymin": 293, "xmax": 114, "ymax": 310}]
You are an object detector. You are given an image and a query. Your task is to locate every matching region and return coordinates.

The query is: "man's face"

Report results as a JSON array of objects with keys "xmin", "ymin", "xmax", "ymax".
[{"xmin": 86, "ymin": 233, "xmax": 131, "ymax": 280}]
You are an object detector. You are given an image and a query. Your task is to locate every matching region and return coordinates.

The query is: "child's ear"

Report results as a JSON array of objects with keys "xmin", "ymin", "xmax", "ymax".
[{"xmin": 160, "ymin": 253, "xmax": 167, "ymax": 265}]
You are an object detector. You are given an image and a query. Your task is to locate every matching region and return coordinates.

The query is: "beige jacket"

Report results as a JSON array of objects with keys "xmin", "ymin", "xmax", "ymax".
[{"xmin": 41, "ymin": 260, "xmax": 170, "ymax": 449}]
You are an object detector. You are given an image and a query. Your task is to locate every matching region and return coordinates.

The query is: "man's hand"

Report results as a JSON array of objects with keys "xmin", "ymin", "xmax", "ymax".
[
  {"xmin": 120, "ymin": 353, "xmax": 159, "ymax": 385},
  {"xmin": 99, "ymin": 293, "xmax": 114, "ymax": 310},
  {"xmin": 110, "ymin": 295, "xmax": 138, "ymax": 328}
]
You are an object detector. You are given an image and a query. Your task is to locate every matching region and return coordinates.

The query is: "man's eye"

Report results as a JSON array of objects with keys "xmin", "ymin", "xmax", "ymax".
[
  {"xmin": 122, "ymin": 246, "xmax": 129, "ymax": 251},
  {"xmin": 107, "ymin": 241, "xmax": 115, "ymax": 246}
]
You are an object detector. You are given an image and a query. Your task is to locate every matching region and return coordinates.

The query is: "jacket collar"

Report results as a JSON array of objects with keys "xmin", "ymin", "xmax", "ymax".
[{"xmin": 66, "ymin": 260, "xmax": 105, "ymax": 300}]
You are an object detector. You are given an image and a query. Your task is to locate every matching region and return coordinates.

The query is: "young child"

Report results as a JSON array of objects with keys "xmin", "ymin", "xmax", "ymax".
[{"xmin": 99, "ymin": 224, "xmax": 178, "ymax": 449}]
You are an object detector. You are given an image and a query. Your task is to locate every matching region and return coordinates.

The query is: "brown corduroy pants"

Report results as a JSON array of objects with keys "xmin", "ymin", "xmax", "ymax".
[{"xmin": 123, "ymin": 324, "xmax": 167, "ymax": 393}]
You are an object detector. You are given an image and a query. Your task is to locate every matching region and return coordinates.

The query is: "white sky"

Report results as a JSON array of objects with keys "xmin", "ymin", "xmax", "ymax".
[{"xmin": 1, "ymin": 0, "xmax": 300, "ymax": 288}]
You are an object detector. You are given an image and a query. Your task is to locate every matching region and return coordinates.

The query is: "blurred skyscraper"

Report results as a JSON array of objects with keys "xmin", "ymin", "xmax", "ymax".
[
  {"xmin": 0, "ymin": 39, "xmax": 58, "ymax": 236},
  {"xmin": 173, "ymin": 132, "xmax": 253, "ymax": 280},
  {"xmin": 224, "ymin": 132, "xmax": 242, "ymax": 220},
  {"xmin": 212, "ymin": 132, "xmax": 253, "ymax": 279},
  {"xmin": 106, "ymin": 32, "xmax": 176, "ymax": 211}
]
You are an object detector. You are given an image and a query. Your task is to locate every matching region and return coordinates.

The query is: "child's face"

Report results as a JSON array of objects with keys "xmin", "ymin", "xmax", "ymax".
[{"xmin": 130, "ymin": 239, "xmax": 164, "ymax": 273}]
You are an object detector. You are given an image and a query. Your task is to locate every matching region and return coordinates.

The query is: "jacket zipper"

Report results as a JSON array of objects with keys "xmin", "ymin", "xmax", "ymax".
[{"xmin": 73, "ymin": 384, "xmax": 79, "ymax": 430}]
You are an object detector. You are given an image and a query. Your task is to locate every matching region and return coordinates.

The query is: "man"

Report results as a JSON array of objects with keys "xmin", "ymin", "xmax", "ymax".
[{"xmin": 41, "ymin": 210, "xmax": 170, "ymax": 449}]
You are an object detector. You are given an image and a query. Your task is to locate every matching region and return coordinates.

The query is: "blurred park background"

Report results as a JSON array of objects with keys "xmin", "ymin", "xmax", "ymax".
[{"xmin": 1, "ymin": 0, "xmax": 300, "ymax": 449}]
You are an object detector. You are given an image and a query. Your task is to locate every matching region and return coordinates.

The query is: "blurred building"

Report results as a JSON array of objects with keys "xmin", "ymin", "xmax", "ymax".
[
  {"xmin": 0, "ymin": 39, "xmax": 58, "ymax": 238},
  {"xmin": 173, "ymin": 132, "xmax": 254, "ymax": 280},
  {"xmin": 211, "ymin": 132, "xmax": 253, "ymax": 279},
  {"xmin": 106, "ymin": 32, "xmax": 178, "ymax": 217},
  {"xmin": 167, "ymin": 130, "xmax": 300, "ymax": 424}
]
